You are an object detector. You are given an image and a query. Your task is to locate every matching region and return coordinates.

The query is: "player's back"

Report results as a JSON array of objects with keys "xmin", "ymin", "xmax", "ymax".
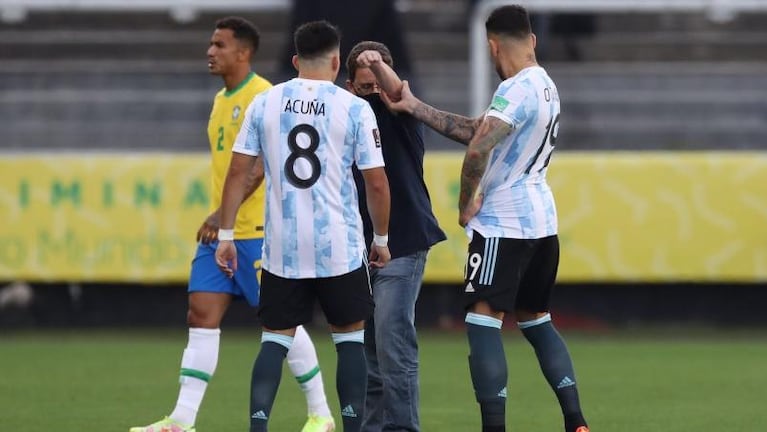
[
  {"xmin": 240, "ymin": 77, "xmax": 382, "ymax": 278},
  {"xmin": 471, "ymin": 66, "xmax": 561, "ymax": 239}
]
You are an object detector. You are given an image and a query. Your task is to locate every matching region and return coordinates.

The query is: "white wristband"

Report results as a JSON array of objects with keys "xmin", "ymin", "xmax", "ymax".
[
  {"xmin": 373, "ymin": 233, "xmax": 388, "ymax": 247},
  {"xmin": 218, "ymin": 229, "xmax": 234, "ymax": 241}
]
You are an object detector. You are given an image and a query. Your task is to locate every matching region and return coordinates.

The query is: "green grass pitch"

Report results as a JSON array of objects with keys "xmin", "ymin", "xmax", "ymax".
[{"xmin": 1, "ymin": 328, "xmax": 764, "ymax": 431}]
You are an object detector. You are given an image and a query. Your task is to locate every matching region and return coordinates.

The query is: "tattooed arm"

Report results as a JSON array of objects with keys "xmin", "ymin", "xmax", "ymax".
[
  {"xmin": 458, "ymin": 116, "xmax": 512, "ymax": 226},
  {"xmin": 412, "ymin": 99, "xmax": 483, "ymax": 146},
  {"xmin": 382, "ymin": 80, "xmax": 481, "ymax": 146}
]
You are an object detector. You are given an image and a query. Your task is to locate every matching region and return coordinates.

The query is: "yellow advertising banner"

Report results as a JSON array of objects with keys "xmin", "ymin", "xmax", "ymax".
[
  {"xmin": 1, "ymin": 152, "xmax": 766, "ymax": 283},
  {"xmin": 0, "ymin": 154, "xmax": 210, "ymax": 282},
  {"xmin": 423, "ymin": 152, "xmax": 767, "ymax": 283}
]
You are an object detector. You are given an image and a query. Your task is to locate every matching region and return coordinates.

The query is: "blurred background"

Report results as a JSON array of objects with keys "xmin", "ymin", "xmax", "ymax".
[
  {"xmin": 1, "ymin": 0, "xmax": 765, "ymax": 328},
  {"xmin": 0, "ymin": 0, "xmax": 766, "ymax": 430}
]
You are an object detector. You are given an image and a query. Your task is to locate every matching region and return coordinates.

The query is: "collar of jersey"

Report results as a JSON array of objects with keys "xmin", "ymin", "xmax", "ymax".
[
  {"xmin": 224, "ymin": 72, "xmax": 256, "ymax": 98},
  {"xmin": 293, "ymin": 77, "xmax": 332, "ymax": 84}
]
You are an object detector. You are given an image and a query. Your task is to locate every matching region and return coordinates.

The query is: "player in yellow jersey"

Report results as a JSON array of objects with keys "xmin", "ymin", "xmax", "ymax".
[{"xmin": 130, "ymin": 17, "xmax": 335, "ymax": 432}]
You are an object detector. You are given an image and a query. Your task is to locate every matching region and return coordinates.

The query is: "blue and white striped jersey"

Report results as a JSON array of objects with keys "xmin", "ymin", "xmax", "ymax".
[
  {"xmin": 233, "ymin": 77, "xmax": 384, "ymax": 278},
  {"xmin": 468, "ymin": 66, "xmax": 560, "ymax": 239}
]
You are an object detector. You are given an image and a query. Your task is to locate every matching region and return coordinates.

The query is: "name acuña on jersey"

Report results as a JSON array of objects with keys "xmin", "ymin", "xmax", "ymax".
[{"xmin": 284, "ymin": 98, "xmax": 326, "ymax": 116}]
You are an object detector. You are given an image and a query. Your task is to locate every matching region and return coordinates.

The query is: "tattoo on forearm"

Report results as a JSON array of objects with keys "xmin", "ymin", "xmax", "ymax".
[
  {"xmin": 458, "ymin": 120, "xmax": 512, "ymax": 212},
  {"xmin": 459, "ymin": 154, "xmax": 485, "ymax": 212},
  {"xmin": 413, "ymin": 103, "xmax": 479, "ymax": 145}
]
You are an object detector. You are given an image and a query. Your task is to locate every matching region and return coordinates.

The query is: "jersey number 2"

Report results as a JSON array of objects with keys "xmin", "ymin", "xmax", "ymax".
[
  {"xmin": 285, "ymin": 124, "xmax": 321, "ymax": 189},
  {"xmin": 216, "ymin": 126, "xmax": 225, "ymax": 151}
]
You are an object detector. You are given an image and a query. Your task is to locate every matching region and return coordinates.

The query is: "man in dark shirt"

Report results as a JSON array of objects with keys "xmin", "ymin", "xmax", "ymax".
[{"xmin": 347, "ymin": 41, "xmax": 446, "ymax": 432}]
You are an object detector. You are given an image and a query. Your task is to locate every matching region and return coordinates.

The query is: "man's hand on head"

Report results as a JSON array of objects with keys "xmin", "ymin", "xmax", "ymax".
[{"xmin": 356, "ymin": 50, "xmax": 383, "ymax": 67}]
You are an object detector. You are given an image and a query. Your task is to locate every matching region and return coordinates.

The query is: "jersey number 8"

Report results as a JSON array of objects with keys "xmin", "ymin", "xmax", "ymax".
[{"xmin": 285, "ymin": 124, "xmax": 321, "ymax": 189}]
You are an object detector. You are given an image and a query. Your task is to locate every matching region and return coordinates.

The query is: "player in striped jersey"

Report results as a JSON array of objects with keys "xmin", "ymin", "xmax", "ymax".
[
  {"xmin": 384, "ymin": 5, "xmax": 589, "ymax": 432},
  {"xmin": 215, "ymin": 21, "xmax": 390, "ymax": 432},
  {"xmin": 129, "ymin": 17, "xmax": 333, "ymax": 432}
]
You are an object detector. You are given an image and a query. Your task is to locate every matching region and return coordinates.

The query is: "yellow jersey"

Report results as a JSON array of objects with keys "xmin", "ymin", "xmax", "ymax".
[{"xmin": 207, "ymin": 72, "xmax": 272, "ymax": 239}]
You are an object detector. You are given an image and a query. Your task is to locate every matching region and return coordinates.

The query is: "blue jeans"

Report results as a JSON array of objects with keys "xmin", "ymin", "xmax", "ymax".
[{"xmin": 362, "ymin": 250, "xmax": 428, "ymax": 432}]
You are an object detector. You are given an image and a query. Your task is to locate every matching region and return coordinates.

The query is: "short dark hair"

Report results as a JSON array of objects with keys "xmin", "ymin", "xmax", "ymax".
[
  {"xmin": 215, "ymin": 16, "xmax": 260, "ymax": 52},
  {"xmin": 346, "ymin": 41, "xmax": 394, "ymax": 81},
  {"xmin": 485, "ymin": 5, "xmax": 532, "ymax": 39},
  {"xmin": 294, "ymin": 20, "xmax": 341, "ymax": 60}
]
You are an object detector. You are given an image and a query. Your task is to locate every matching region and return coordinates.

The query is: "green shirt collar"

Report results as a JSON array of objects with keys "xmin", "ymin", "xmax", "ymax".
[{"xmin": 224, "ymin": 72, "xmax": 256, "ymax": 97}]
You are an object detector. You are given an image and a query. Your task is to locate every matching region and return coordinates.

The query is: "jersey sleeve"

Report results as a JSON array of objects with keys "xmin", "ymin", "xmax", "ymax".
[
  {"xmin": 232, "ymin": 96, "xmax": 262, "ymax": 157},
  {"xmin": 353, "ymin": 101, "xmax": 385, "ymax": 170},
  {"xmin": 485, "ymin": 80, "xmax": 531, "ymax": 129}
]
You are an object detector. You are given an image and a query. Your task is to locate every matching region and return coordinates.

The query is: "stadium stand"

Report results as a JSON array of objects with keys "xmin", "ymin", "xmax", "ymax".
[{"xmin": 1, "ymin": 0, "xmax": 766, "ymax": 151}]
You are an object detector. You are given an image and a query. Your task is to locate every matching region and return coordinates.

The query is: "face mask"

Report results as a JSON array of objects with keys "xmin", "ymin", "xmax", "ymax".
[{"xmin": 361, "ymin": 92, "xmax": 382, "ymax": 107}]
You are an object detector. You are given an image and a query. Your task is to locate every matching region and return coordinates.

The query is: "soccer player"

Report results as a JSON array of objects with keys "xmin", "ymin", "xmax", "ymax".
[
  {"xmin": 346, "ymin": 42, "xmax": 446, "ymax": 432},
  {"xmin": 384, "ymin": 5, "xmax": 589, "ymax": 432},
  {"xmin": 129, "ymin": 17, "xmax": 334, "ymax": 432},
  {"xmin": 214, "ymin": 21, "xmax": 391, "ymax": 432}
]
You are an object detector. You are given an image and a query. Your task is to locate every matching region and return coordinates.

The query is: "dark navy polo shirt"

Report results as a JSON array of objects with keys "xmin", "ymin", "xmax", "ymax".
[{"xmin": 354, "ymin": 94, "xmax": 446, "ymax": 259}]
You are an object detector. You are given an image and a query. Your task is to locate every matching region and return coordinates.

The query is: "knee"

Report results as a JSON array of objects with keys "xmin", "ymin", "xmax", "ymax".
[
  {"xmin": 515, "ymin": 309, "xmax": 549, "ymax": 323},
  {"xmin": 187, "ymin": 307, "xmax": 219, "ymax": 328},
  {"xmin": 331, "ymin": 320, "xmax": 365, "ymax": 333}
]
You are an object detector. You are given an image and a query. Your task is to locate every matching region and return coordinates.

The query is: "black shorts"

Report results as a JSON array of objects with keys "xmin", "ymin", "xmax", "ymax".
[
  {"xmin": 462, "ymin": 232, "xmax": 559, "ymax": 313},
  {"xmin": 258, "ymin": 265, "xmax": 374, "ymax": 330}
]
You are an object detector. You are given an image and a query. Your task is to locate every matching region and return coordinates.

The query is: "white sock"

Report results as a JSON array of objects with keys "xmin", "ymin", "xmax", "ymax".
[
  {"xmin": 287, "ymin": 325, "xmax": 331, "ymax": 417},
  {"xmin": 169, "ymin": 328, "xmax": 220, "ymax": 426}
]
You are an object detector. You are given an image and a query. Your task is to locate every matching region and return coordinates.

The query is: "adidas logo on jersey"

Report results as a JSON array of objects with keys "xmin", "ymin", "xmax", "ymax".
[
  {"xmin": 497, "ymin": 387, "xmax": 508, "ymax": 398},
  {"xmin": 465, "ymin": 281, "xmax": 475, "ymax": 293},
  {"xmin": 341, "ymin": 405, "xmax": 358, "ymax": 418},
  {"xmin": 557, "ymin": 376, "xmax": 575, "ymax": 389},
  {"xmin": 251, "ymin": 410, "xmax": 268, "ymax": 420}
]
